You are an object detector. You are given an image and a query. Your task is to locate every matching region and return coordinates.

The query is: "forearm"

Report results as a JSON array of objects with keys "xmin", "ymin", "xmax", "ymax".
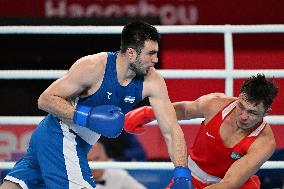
[
  {"xmin": 168, "ymin": 124, "xmax": 188, "ymax": 166},
  {"xmin": 205, "ymin": 184, "xmax": 225, "ymax": 189},
  {"xmin": 204, "ymin": 181, "xmax": 237, "ymax": 189},
  {"xmin": 38, "ymin": 94, "xmax": 75, "ymax": 120}
]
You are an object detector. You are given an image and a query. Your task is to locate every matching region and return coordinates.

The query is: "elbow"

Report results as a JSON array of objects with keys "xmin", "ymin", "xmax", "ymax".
[{"xmin": 37, "ymin": 93, "xmax": 49, "ymax": 111}]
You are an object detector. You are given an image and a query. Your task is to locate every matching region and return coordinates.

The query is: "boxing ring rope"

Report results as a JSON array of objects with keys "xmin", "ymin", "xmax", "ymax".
[
  {"xmin": 1, "ymin": 24, "xmax": 284, "ymax": 96},
  {"xmin": 1, "ymin": 69, "xmax": 284, "ymax": 79},
  {"xmin": 1, "ymin": 161, "xmax": 284, "ymax": 170},
  {"xmin": 1, "ymin": 69, "xmax": 284, "ymax": 125},
  {"xmin": 1, "ymin": 25, "xmax": 284, "ymax": 171},
  {"xmin": 1, "ymin": 24, "xmax": 284, "ymax": 34},
  {"xmin": 0, "ymin": 116, "xmax": 283, "ymax": 125}
]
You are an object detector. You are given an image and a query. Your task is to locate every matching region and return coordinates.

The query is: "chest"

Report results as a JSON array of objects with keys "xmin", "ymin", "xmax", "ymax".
[
  {"xmin": 219, "ymin": 118, "xmax": 247, "ymax": 148},
  {"xmin": 78, "ymin": 76, "xmax": 142, "ymax": 114}
]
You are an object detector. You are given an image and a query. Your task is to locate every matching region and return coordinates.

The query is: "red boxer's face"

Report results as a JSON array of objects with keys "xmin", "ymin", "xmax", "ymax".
[{"xmin": 235, "ymin": 93, "xmax": 266, "ymax": 131}]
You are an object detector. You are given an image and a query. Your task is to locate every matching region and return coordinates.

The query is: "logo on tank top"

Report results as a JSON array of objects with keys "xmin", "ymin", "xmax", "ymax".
[
  {"xmin": 107, "ymin": 92, "xmax": 112, "ymax": 99},
  {"xmin": 231, "ymin": 151, "xmax": 244, "ymax": 160},
  {"xmin": 124, "ymin": 96, "xmax": 135, "ymax": 103},
  {"xmin": 206, "ymin": 131, "xmax": 215, "ymax": 139}
]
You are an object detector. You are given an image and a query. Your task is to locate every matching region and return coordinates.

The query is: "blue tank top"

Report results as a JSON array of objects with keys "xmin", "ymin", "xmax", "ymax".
[
  {"xmin": 77, "ymin": 51, "xmax": 144, "ymax": 114},
  {"xmin": 42, "ymin": 52, "xmax": 144, "ymax": 144}
]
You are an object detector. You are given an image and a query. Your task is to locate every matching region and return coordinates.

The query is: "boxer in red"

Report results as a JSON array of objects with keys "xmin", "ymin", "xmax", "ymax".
[{"xmin": 125, "ymin": 74, "xmax": 278, "ymax": 189}]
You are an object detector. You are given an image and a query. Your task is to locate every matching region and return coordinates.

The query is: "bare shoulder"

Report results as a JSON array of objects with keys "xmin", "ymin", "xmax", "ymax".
[
  {"xmin": 69, "ymin": 52, "xmax": 107, "ymax": 76},
  {"xmin": 65, "ymin": 52, "xmax": 108, "ymax": 86},
  {"xmin": 249, "ymin": 124, "xmax": 276, "ymax": 159},
  {"xmin": 199, "ymin": 93, "xmax": 236, "ymax": 117},
  {"xmin": 200, "ymin": 93, "xmax": 234, "ymax": 107},
  {"xmin": 144, "ymin": 68, "xmax": 165, "ymax": 87},
  {"xmin": 258, "ymin": 124, "xmax": 276, "ymax": 146},
  {"xmin": 144, "ymin": 67, "xmax": 162, "ymax": 80},
  {"xmin": 73, "ymin": 52, "xmax": 108, "ymax": 69},
  {"xmin": 143, "ymin": 68, "xmax": 167, "ymax": 98}
]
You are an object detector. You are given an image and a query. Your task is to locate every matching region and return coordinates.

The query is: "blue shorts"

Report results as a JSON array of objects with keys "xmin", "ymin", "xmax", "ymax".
[{"xmin": 5, "ymin": 114, "xmax": 97, "ymax": 189}]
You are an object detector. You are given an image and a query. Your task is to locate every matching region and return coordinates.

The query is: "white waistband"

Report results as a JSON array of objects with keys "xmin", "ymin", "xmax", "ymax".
[
  {"xmin": 188, "ymin": 156, "xmax": 221, "ymax": 184},
  {"xmin": 61, "ymin": 121, "xmax": 101, "ymax": 145}
]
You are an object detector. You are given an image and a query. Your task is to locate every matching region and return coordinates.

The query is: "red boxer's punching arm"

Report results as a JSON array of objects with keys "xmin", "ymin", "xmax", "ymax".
[{"xmin": 124, "ymin": 106, "xmax": 154, "ymax": 134}]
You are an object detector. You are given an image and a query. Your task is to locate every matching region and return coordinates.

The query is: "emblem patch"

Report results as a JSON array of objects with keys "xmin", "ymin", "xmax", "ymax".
[{"xmin": 124, "ymin": 96, "xmax": 135, "ymax": 103}]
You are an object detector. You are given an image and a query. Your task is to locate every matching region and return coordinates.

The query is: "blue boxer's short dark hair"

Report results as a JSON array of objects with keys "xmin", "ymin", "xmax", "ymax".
[{"xmin": 120, "ymin": 21, "xmax": 160, "ymax": 54}]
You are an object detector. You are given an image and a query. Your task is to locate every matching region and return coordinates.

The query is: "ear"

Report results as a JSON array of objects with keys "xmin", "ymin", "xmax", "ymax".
[
  {"xmin": 126, "ymin": 48, "xmax": 137, "ymax": 60},
  {"xmin": 264, "ymin": 107, "xmax": 272, "ymax": 116}
]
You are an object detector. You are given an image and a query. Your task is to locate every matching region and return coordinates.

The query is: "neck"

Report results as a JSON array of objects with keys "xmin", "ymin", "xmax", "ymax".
[
  {"xmin": 236, "ymin": 124, "xmax": 253, "ymax": 133},
  {"xmin": 116, "ymin": 52, "xmax": 136, "ymax": 86},
  {"xmin": 116, "ymin": 52, "xmax": 136, "ymax": 80}
]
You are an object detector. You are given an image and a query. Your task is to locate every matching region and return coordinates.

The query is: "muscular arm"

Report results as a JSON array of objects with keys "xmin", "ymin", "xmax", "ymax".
[
  {"xmin": 38, "ymin": 54, "xmax": 105, "ymax": 121},
  {"xmin": 205, "ymin": 126, "xmax": 276, "ymax": 189},
  {"xmin": 143, "ymin": 69, "xmax": 187, "ymax": 166},
  {"xmin": 173, "ymin": 100, "xmax": 203, "ymax": 120},
  {"xmin": 173, "ymin": 93, "xmax": 226, "ymax": 120}
]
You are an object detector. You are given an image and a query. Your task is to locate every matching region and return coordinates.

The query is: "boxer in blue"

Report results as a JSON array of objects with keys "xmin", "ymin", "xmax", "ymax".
[{"xmin": 0, "ymin": 21, "xmax": 190, "ymax": 189}]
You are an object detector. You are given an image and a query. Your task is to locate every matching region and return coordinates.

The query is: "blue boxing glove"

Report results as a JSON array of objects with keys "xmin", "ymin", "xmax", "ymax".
[
  {"xmin": 73, "ymin": 104, "xmax": 125, "ymax": 138},
  {"xmin": 170, "ymin": 166, "xmax": 193, "ymax": 189}
]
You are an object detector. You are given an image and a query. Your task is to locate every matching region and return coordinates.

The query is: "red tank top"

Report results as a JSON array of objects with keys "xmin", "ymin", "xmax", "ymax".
[{"xmin": 189, "ymin": 100, "xmax": 266, "ymax": 188}]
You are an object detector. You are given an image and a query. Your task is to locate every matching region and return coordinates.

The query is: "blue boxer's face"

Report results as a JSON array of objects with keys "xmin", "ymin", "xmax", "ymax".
[{"xmin": 130, "ymin": 40, "xmax": 159, "ymax": 76}]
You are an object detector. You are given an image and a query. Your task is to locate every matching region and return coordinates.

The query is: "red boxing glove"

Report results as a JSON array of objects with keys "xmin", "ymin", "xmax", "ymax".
[{"xmin": 124, "ymin": 106, "xmax": 155, "ymax": 134}]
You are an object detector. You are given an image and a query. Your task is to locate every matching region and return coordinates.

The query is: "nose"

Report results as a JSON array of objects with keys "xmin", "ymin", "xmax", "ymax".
[
  {"xmin": 240, "ymin": 110, "xmax": 249, "ymax": 121},
  {"xmin": 152, "ymin": 55, "xmax": 158, "ymax": 63}
]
